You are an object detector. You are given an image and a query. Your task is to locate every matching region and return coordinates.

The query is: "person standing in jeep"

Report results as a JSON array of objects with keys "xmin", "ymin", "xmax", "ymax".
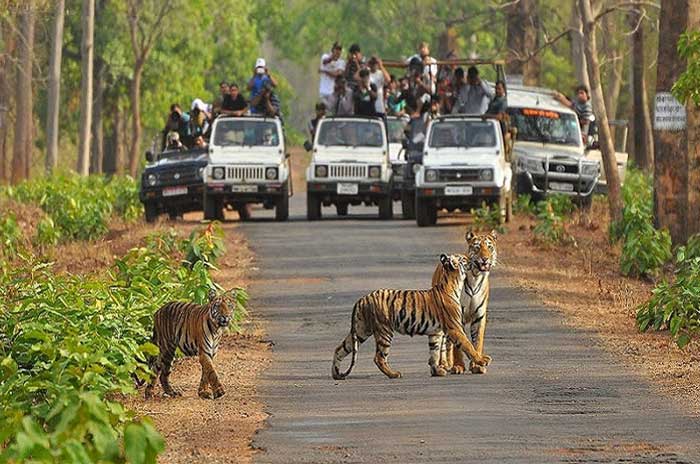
[
  {"xmin": 354, "ymin": 69, "xmax": 378, "ymax": 117},
  {"xmin": 319, "ymin": 42, "xmax": 346, "ymax": 101}
]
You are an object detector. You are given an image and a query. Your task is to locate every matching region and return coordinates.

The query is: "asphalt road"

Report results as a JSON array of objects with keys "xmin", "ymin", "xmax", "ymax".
[{"xmin": 243, "ymin": 195, "xmax": 700, "ymax": 464}]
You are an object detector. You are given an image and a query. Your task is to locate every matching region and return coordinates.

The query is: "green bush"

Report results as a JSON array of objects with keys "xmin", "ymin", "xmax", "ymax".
[
  {"xmin": 3, "ymin": 174, "xmax": 143, "ymax": 243},
  {"xmin": 610, "ymin": 168, "xmax": 672, "ymax": 277},
  {"xmin": 513, "ymin": 194, "xmax": 536, "ymax": 216},
  {"xmin": 0, "ymin": 213, "xmax": 22, "ymax": 260},
  {"xmin": 637, "ymin": 238, "xmax": 700, "ymax": 348},
  {"xmin": 0, "ymin": 225, "xmax": 246, "ymax": 463},
  {"xmin": 470, "ymin": 202, "xmax": 504, "ymax": 234},
  {"xmin": 530, "ymin": 196, "xmax": 575, "ymax": 245}
]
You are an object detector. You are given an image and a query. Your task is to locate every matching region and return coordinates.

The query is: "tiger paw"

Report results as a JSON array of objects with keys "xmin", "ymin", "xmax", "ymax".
[
  {"xmin": 469, "ymin": 362, "xmax": 487, "ymax": 374},
  {"xmin": 431, "ymin": 366, "xmax": 448, "ymax": 377},
  {"xmin": 212, "ymin": 388, "xmax": 226, "ymax": 399},
  {"xmin": 198, "ymin": 389, "xmax": 212, "ymax": 399},
  {"xmin": 451, "ymin": 364, "xmax": 466, "ymax": 375},
  {"xmin": 472, "ymin": 354, "xmax": 491, "ymax": 367}
]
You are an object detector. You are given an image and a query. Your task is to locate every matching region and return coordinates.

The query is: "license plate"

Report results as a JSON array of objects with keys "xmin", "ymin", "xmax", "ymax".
[
  {"xmin": 337, "ymin": 183, "xmax": 359, "ymax": 195},
  {"xmin": 232, "ymin": 185, "xmax": 258, "ymax": 193},
  {"xmin": 445, "ymin": 186, "xmax": 473, "ymax": 196},
  {"xmin": 162, "ymin": 186, "xmax": 188, "ymax": 197},
  {"xmin": 549, "ymin": 182, "xmax": 574, "ymax": 192}
]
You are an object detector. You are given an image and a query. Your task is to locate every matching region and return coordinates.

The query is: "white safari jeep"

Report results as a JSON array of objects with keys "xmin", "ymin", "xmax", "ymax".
[
  {"xmin": 205, "ymin": 116, "xmax": 291, "ymax": 221},
  {"xmin": 305, "ymin": 116, "xmax": 393, "ymax": 220},
  {"xmin": 414, "ymin": 115, "xmax": 513, "ymax": 227}
]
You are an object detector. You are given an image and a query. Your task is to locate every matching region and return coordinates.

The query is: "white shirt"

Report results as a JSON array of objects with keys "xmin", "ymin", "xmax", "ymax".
[
  {"xmin": 407, "ymin": 54, "xmax": 438, "ymax": 94},
  {"xmin": 369, "ymin": 70, "xmax": 386, "ymax": 114},
  {"xmin": 319, "ymin": 53, "xmax": 346, "ymax": 97}
]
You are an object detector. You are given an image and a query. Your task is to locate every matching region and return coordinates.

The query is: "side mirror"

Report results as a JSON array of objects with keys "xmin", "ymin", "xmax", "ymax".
[
  {"xmin": 303, "ymin": 140, "xmax": 313, "ymax": 152},
  {"xmin": 145, "ymin": 150, "xmax": 155, "ymax": 162}
]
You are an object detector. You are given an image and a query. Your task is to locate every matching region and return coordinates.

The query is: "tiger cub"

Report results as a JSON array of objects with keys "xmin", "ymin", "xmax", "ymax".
[
  {"xmin": 145, "ymin": 288, "xmax": 232, "ymax": 399},
  {"xmin": 432, "ymin": 230, "xmax": 497, "ymax": 375},
  {"xmin": 332, "ymin": 254, "xmax": 491, "ymax": 380}
]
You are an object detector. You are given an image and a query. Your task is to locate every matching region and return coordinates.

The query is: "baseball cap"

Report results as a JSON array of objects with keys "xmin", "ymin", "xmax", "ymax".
[{"xmin": 255, "ymin": 58, "xmax": 266, "ymax": 70}]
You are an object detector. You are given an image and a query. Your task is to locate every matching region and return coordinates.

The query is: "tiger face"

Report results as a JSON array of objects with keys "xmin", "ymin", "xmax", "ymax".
[
  {"xmin": 465, "ymin": 230, "xmax": 498, "ymax": 272},
  {"xmin": 439, "ymin": 253, "xmax": 469, "ymax": 281},
  {"xmin": 207, "ymin": 289, "xmax": 232, "ymax": 328}
]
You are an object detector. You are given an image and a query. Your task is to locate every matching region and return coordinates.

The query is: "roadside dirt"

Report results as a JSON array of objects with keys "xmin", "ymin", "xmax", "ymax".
[{"xmin": 484, "ymin": 199, "xmax": 700, "ymax": 415}]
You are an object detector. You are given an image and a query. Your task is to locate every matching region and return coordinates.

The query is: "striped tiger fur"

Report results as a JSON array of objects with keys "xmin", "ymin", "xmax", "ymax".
[
  {"xmin": 332, "ymin": 254, "xmax": 491, "ymax": 380},
  {"xmin": 432, "ymin": 230, "xmax": 497, "ymax": 375},
  {"xmin": 145, "ymin": 288, "xmax": 232, "ymax": 399}
]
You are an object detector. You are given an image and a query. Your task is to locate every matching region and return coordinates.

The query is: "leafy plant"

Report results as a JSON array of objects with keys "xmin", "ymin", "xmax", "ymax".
[
  {"xmin": 470, "ymin": 202, "xmax": 504, "ymax": 234},
  {"xmin": 513, "ymin": 193, "xmax": 536, "ymax": 216},
  {"xmin": 34, "ymin": 217, "xmax": 61, "ymax": 248},
  {"xmin": 182, "ymin": 222, "xmax": 226, "ymax": 269},
  {"xmin": 532, "ymin": 201, "xmax": 573, "ymax": 245},
  {"xmin": 541, "ymin": 194, "xmax": 575, "ymax": 217},
  {"xmin": 672, "ymin": 30, "xmax": 700, "ymax": 105},
  {"xmin": 0, "ymin": 213, "xmax": 22, "ymax": 260}
]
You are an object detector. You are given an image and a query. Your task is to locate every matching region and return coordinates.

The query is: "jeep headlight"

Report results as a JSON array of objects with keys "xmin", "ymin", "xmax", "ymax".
[
  {"xmin": 315, "ymin": 165, "xmax": 328, "ymax": 178},
  {"xmin": 147, "ymin": 173, "xmax": 157, "ymax": 186},
  {"xmin": 582, "ymin": 162, "xmax": 600, "ymax": 176},
  {"xmin": 425, "ymin": 169, "xmax": 438, "ymax": 182},
  {"xmin": 265, "ymin": 167, "xmax": 278, "ymax": 180},
  {"xmin": 480, "ymin": 169, "xmax": 493, "ymax": 181},
  {"xmin": 523, "ymin": 157, "xmax": 545, "ymax": 174},
  {"xmin": 368, "ymin": 165, "xmax": 381, "ymax": 179},
  {"xmin": 212, "ymin": 167, "xmax": 225, "ymax": 180}
]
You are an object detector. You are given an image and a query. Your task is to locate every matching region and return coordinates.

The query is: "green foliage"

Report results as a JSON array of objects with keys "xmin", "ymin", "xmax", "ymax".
[
  {"xmin": 514, "ymin": 194, "xmax": 536, "ymax": 216},
  {"xmin": 34, "ymin": 217, "xmax": 61, "ymax": 248},
  {"xmin": 0, "ymin": 226, "xmax": 246, "ymax": 463},
  {"xmin": 610, "ymin": 168, "xmax": 672, "ymax": 278},
  {"xmin": 637, "ymin": 237, "xmax": 700, "ymax": 348},
  {"xmin": 0, "ymin": 213, "xmax": 22, "ymax": 260},
  {"xmin": 672, "ymin": 30, "xmax": 700, "ymax": 105},
  {"xmin": 470, "ymin": 202, "xmax": 504, "ymax": 234},
  {"xmin": 541, "ymin": 195, "xmax": 575, "ymax": 217},
  {"xmin": 182, "ymin": 222, "xmax": 226, "ymax": 269},
  {"xmin": 4, "ymin": 174, "xmax": 143, "ymax": 243},
  {"xmin": 532, "ymin": 200, "xmax": 572, "ymax": 245}
]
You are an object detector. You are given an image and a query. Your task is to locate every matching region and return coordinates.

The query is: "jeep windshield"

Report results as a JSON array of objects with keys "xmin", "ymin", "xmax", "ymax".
[
  {"xmin": 317, "ymin": 120, "xmax": 384, "ymax": 147},
  {"xmin": 213, "ymin": 120, "xmax": 280, "ymax": 147},
  {"xmin": 508, "ymin": 108, "xmax": 581, "ymax": 146},
  {"xmin": 387, "ymin": 118, "xmax": 406, "ymax": 144},
  {"xmin": 428, "ymin": 120, "xmax": 498, "ymax": 149}
]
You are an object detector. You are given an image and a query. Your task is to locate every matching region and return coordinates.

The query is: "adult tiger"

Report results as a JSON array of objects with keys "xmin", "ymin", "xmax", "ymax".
[
  {"xmin": 331, "ymin": 254, "xmax": 491, "ymax": 380},
  {"xmin": 432, "ymin": 230, "xmax": 497, "ymax": 375},
  {"xmin": 145, "ymin": 288, "xmax": 232, "ymax": 399}
]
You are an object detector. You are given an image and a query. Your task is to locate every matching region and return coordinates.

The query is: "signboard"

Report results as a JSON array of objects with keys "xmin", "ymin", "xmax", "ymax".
[{"xmin": 654, "ymin": 92, "xmax": 686, "ymax": 131}]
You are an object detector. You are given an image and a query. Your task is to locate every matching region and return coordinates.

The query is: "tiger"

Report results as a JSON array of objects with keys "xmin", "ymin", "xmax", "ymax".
[
  {"xmin": 331, "ymin": 253, "xmax": 491, "ymax": 380},
  {"xmin": 145, "ymin": 288, "xmax": 232, "ymax": 399},
  {"xmin": 432, "ymin": 230, "xmax": 497, "ymax": 375}
]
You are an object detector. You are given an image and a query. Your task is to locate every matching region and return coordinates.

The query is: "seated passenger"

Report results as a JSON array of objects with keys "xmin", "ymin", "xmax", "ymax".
[
  {"xmin": 452, "ymin": 66, "xmax": 493, "ymax": 115},
  {"xmin": 308, "ymin": 102, "xmax": 326, "ymax": 140},
  {"xmin": 212, "ymin": 81, "xmax": 229, "ymax": 116},
  {"xmin": 190, "ymin": 98, "xmax": 212, "ymax": 137},
  {"xmin": 193, "ymin": 135, "xmax": 208, "ymax": 149},
  {"xmin": 386, "ymin": 77, "xmax": 406, "ymax": 116},
  {"xmin": 220, "ymin": 83, "xmax": 248, "ymax": 117},
  {"xmin": 470, "ymin": 126, "xmax": 496, "ymax": 147},
  {"xmin": 486, "ymin": 81, "xmax": 507, "ymax": 115},
  {"xmin": 162, "ymin": 104, "xmax": 191, "ymax": 149},
  {"xmin": 251, "ymin": 82, "xmax": 281, "ymax": 118},
  {"xmin": 166, "ymin": 131, "xmax": 185, "ymax": 151},
  {"xmin": 433, "ymin": 126, "xmax": 457, "ymax": 147},
  {"xmin": 554, "ymin": 84, "xmax": 594, "ymax": 140}
]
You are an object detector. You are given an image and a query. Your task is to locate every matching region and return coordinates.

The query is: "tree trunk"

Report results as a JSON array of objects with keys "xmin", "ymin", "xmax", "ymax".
[
  {"xmin": 128, "ymin": 63, "xmax": 143, "ymax": 177},
  {"xmin": 505, "ymin": 0, "xmax": 540, "ymax": 85},
  {"xmin": 437, "ymin": 26, "xmax": 458, "ymax": 59},
  {"xmin": 569, "ymin": 5, "xmax": 590, "ymax": 89},
  {"xmin": 115, "ymin": 102, "xmax": 126, "ymax": 175},
  {"xmin": 91, "ymin": 58, "xmax": 105, "ymax": 174},
  {"xmin": 46, "ymin": 0, "xmax": 65, "ymax": 175},
  {"xmin": 578, "ymin": 0, "xmax": 623, "ymax": 224},
  {"xmin": 628, "ymin": 4, "xmax": 654, "ymax": 171},
  {"xmin": 11, "ymin": 2, "xmax": 34, "ymax": 184},
  {"xmin": 77, "ymin": 0, "xmax": 94, "ymax": 176},
  {"xmin": 653, "ymin": 0, "xmax": 700, "ymax": 244},
  {"xmin": 600, "ymin": 13, "xmax": 624, "ymax": 120},
  {"xmin": 0, "ymin": 18, "xmax": 15, "ymax": 184}
]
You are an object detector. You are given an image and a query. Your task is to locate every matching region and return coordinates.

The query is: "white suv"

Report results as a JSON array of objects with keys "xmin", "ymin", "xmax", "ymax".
[
  {"xmin": 415, "ymin": 115, "xmax": 513, "ymax": 227},
  {"xmin": 206, "ymin": 116, "xmax": 290, "ymax": 221},
  {"xmin": 305, "ymin": 116, "xmax": 393, "ymax": 220}
]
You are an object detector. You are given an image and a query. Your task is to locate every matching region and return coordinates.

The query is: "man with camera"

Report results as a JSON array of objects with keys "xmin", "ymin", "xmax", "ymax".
[
  {"xmin": 319, "ymin": 42, "xmax": 346, "ymax": 101},
  {"xmin": 452, "ymin": 66, "xmax": 493, "ymax": 115},
  {"xmin": 344, "ymin": 44, "xmax": 364, "ymax": 91},
  {"xmin": 250, "ymin": 81, "xmax": 281, "ymax": 118},
  {"xmin": 248, "ymin": 58, "xmax": 278, "ymax": 114},
  {"xmin": 406, "ymin": 42, "xmax": 438, "ymax": 95},
  {"xmin": 324, "ymin": 76, "xmax": 354, "ymax": 116},
  {"xmin": 354, "ymin": 69, "xmax": 378, "ymax": 117},
  {"xmin": 162, "ymin": 103, "xmax": 191, "ymax": 150}
]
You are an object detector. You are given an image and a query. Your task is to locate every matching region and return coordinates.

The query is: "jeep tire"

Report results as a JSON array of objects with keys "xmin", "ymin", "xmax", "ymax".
[
  {"xmin": 416, "ymin": 197, "xmax": 437, "ymax": 227},
  {"xmin": 144, "ymin": 201, "xmax": 158, "ymax": 223},
  {"xmin": 401, "ymin": 190, "xmax": 416, "ymax": 219},
  {"xmin": 378, "ymin": 195, "xmax": 393, "ymax": 220},
  {"xmin": 307, "ymin": 192, "xmax": 321, "ymax": 221},
  {"xmin": 275, "ymin": 182, "xmax": 290, "ymax": 221},
  {"xmin": 336, "ymin": 202, "xmax": 348, "ymax": 216}
]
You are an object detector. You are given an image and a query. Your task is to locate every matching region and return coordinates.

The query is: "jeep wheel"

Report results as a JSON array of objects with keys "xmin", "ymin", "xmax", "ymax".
[
  {"xmin": 336, "ymin": 202, "xmax": 348, "ymax": 216},
  {"xmin": 275, "ymin": 183, "xmax": 290, "ymax": 221},
  {"xmin": 378, "ymin": 195, "xmax": 393, "ymax": 220},
  {"xmin": 307, "ymin": 193, "xmax": 321, "ymax": 221},
  {"xmin": 144, "ymin": 201, "xmax": 158, "ymax": 223},
  {"xmin": 237, "ymin": 204, "xmax": 251, "ymax": 221},
  {"xmin": 400, "ymin": 190, "xmax": 416, "ymax": 219},
  {"xmin": 416, "ymin": 197, "xmax": 436, "ymax": 227},
  {"xmin": 203, "ymin": 195, "xmax": 223, "ymax": 221}
]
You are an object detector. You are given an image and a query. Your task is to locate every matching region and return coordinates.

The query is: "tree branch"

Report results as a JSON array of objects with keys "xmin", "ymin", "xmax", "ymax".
[{"xmin": 593, "ymin": 1, "xmax": 660, "ymax": 22}]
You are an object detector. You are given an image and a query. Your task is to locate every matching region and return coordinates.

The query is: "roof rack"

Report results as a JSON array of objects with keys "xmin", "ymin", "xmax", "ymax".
[
  {"xmin": 322, "ymin": 114, "xmax": 384, "ymax": 121},
  {"xmin": 382, "ymin": 58, "xmax": 506, "ymax": 67},
  {"xmin": 436, "ymin": 113, "xmax": 499, "ymax": 122}
]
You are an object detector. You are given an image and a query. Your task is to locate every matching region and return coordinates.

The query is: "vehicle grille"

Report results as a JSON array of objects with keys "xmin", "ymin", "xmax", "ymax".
[
  {"xmin": 227, "ymin": 166, "xmax": 265, "ymax": 181},
  {"xmin": 438, "ymin": 169, "xmax": 480, "ymax": 182},
  {"xmin": 547, "ymin": 162, "xmax": 578, "ymax": 174},
  {"xmin": 329, "ymin": 164, "xmax": 367, "ymax": 179},
  {"xmin": 158, "ymin": 168, "xmax": 199, "ymax": 186}
]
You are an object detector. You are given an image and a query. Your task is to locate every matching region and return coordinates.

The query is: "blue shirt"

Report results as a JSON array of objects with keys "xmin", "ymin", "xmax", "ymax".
[{"xmin": 250, "ymin": 75, "xmax": 271, "ymax": 99}]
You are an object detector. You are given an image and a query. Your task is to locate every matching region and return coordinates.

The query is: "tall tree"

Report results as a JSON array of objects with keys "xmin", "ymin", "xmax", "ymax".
[
  {"xmin": 11, "ymin": 1, "xmax": 34, "ymax": 183},
  {"xmin": 628, "ymin": 3, "xmax": 653, "ymax": 170},
  {"xmin": 654, "ymin": 0, "xmax": 700, "ymax": 244},
  {"xmin": 126, "ymin": 0, "xmax": 173, "ymax": 177},
  {"xmin": 77, "ymin": 0, "xmax": 94, "ymax": 176},
  {"xmin": 578, "ymin": 0, "xmax": 623, "ymax": 223},
  {"xmin": 505, "ymin": 0, "xmax": 541, "ymax": 85},
  {"xmin": 600, "ymin": 12, "xmax": 624, "ymax": 120},
  {"xmin": 46, "ymin": 0, "xmax": 65, "ymax": 175},
  {"xmin": 569, "ymin": 6, "xmax": 590, "ymax": 89},
  {"xmin": 0, "ymin": 15, "xmax": 15, "ymax": 183}
]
